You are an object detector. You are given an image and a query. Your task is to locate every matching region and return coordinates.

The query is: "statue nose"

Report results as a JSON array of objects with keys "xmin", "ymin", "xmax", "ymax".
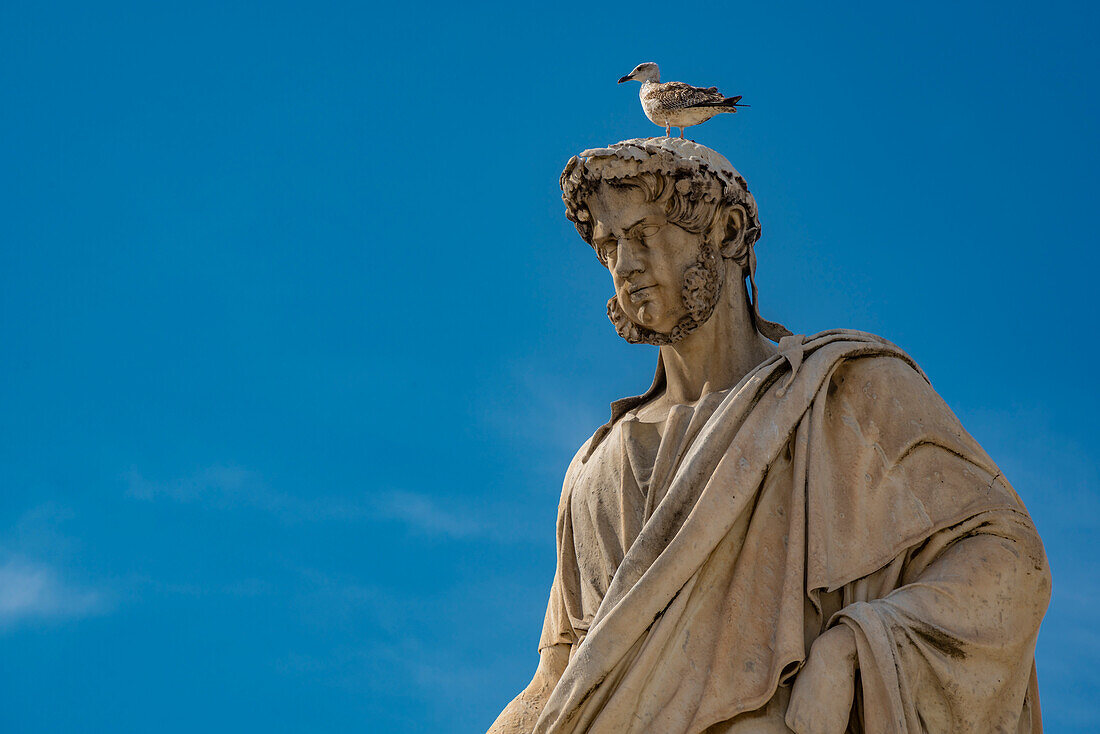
[{"xmin": 614, "ymin": 239, "xmax": 644, "ymax": 277}]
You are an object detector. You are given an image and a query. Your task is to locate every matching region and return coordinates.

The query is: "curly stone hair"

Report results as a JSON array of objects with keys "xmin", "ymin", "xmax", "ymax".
[
  {"xmin": 561, "ymin": 165, "xmax": 760, "ymax": 274},
  {"xmin": 560, "ymin": 140, "xmax": 790, "ymax": 342}
]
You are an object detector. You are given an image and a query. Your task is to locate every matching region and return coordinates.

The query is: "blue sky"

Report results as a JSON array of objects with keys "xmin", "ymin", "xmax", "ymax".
[{"xmin": 1, "ymin": 1, "xmax": 1098, "ymax": 731}]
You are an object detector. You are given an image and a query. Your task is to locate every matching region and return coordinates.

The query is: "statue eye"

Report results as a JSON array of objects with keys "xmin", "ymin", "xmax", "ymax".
[{"xmin": 628, "ymin": 224, "xmax": 660, "ymax": 244}]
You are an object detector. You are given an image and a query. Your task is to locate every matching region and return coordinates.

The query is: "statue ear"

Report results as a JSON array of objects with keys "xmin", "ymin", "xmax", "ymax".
[{"xmin": 718, "ymin": 205, "xmax": 747, "ymax": 259}]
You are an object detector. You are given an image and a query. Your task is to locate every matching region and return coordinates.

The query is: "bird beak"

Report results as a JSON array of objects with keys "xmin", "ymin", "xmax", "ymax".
[{"xmin": 617, "ymin": 75, "xmax": 632, "ymax": 84}]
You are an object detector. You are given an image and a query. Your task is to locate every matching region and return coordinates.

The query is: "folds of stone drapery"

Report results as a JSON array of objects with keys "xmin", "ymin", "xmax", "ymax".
[
  {"xmin": 533, "ymin": 335, "xmax": 1049, "ymax": 734},
  {"xmin": 800, "ymin": 355, "xmax": 1051, "ymax": 733},
  {"xmin": 533, "ymin": 340, "xmax": 823, "ymax": 734},
  {"xmin": 833, "ymin": 510, "xmax": 1049, "ymax": 733},
  {"xmin": 534, "ymin": 337, "xmax": 907, "ymax": 733},
  {"xmin": 536, "ymin": 414, "xmax": 816, "ymax": 734}
]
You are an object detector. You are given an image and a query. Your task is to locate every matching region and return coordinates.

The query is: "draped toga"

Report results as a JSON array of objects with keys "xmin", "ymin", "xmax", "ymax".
[{"xmin": 533, "ymin": 330, "xmax": 1050, "ymax": 734}]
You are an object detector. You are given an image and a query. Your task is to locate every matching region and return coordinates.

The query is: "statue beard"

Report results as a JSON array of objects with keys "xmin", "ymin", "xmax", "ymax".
[{"xmin": 606, "ymin": 244, "xmax": 723, "ymax": 346}]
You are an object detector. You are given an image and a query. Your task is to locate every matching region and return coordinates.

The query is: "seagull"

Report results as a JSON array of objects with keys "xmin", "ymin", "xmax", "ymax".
[{"xmin": 617, "ymin": 62, "xmax": 748, "ymax": 139}]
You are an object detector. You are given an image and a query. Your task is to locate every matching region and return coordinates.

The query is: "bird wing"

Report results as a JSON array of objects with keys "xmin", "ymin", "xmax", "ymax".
[{"xmin": 646, "ymin": 81, "xmax": 726, "ymax": 110}]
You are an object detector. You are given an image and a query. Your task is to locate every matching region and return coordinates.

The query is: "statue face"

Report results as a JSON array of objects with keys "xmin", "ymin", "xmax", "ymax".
[{"xmin": 587, "ymin": 185, "xmax": 707, "ymax": 336}]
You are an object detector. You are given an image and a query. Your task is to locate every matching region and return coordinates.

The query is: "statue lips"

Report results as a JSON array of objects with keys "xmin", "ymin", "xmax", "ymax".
[{"xmin": 627, "ymin": 283, "xmax": 657, "ymax": 303}]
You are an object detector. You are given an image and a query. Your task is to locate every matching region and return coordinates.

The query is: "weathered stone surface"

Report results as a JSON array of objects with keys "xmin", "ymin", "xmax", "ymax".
[{"xmin": 489, "ymin": 139, "xmax": 1050, "ymax": 734}]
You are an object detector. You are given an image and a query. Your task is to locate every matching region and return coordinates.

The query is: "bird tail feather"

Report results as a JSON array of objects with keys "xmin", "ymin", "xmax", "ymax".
[{"xmin": 697, "ymin": 95, "xmax": 750, "ymax": 110}]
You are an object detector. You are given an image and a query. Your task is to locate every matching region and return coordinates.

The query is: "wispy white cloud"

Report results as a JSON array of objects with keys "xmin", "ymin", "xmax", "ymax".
[
  {"xmin": 371, "ymin": 490, "xmax": 484, "ymax": 539},
  {"xmin": 0, "ymin": 557, "xmax": 107, "ymax": 628},
  {"xmin": 126, "ymin": 574, "xmax": 274, "ymax": 600},
  {"xmin": 480, "ymin": 365, "xmax": 606, "ymax": 458},
  {"xmin": 125, "ymin": 465, "xmax": 278, "ymax": 510},
  {"xmin": 0, "ymin": 505, "xmax": 110, "ymax": 630},
  {"xmin": 274, "ymin": 571, "xmax": 499, "ymax": 708},
  {"xmin": 125, "ymin": 465, "xmax": 366, "ymax": 521},
  {"xmin": 125, "ymin": 466, "xmax": 503, "ymax": 541}
]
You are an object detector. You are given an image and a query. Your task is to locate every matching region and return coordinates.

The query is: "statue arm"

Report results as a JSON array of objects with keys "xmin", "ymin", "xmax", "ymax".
[
  {"xmin": 786, "ymin": 356, "xmax": 1050, "ymax": 733},
  {"xmin": 487, "ymin": 643, "xmax": 570, "ymax": 734},
  {"xmin": 788, "ymin": 510, "xmax": 1049, "ymax": 734}
]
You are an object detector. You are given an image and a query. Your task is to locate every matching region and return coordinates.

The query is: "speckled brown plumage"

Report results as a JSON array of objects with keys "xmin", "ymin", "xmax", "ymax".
[{"xmin": 618, "ymin": 62, "xmax": 747, "ymax": 138}]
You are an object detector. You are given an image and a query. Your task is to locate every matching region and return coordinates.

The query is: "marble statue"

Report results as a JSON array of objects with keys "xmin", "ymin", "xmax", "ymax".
[{"xmin": 488, "ymin": 138, "xmax": 1050, "ymax": 734}]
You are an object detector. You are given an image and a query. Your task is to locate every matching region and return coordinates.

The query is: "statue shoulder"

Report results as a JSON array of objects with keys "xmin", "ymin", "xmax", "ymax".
[
  {"xmin": 828, "ymin": 348, "xmax": 933, "ymax": 403},
  {"xmin": 823, "ymin": 346, "xmax": 990, "ymax": 470},
  {"xmin": 557, "ymin": 432, "xmax": 600, "ymax": 505},
  {"xmin": 795, "ymin": 329, "xmax": 930, "ymax": 397}
]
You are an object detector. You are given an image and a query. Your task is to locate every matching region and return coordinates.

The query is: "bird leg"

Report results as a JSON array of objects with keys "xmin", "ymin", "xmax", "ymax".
[
  {"xmin": 679, "ymin": 127, "xmax": 685, "ymax": 139},
  {"xmin": 665, "ymin": 122, "xmax": 671, "ymax": 137}
]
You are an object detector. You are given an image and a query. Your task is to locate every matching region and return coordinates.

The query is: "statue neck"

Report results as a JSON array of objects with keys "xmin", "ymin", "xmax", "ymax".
[{"xmin": 657, "ymin": 268, "xmax": 775, "ymax": 408}]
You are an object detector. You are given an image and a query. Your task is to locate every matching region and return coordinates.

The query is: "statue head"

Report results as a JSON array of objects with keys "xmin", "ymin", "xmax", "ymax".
[{"xmin": 560, "ymin": 138, "xmax": 788, "ymax": 345}]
